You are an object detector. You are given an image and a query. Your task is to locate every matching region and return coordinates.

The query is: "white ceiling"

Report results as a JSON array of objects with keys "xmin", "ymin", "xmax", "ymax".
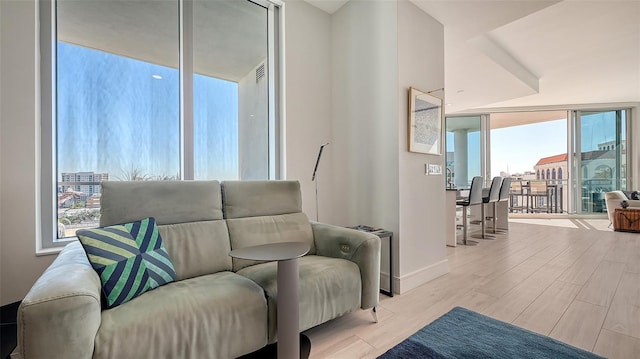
[
  {"xmin": 444, "ymin": 110, "xmax": 567, "ymax": 131},
  {"xmin": 304, "ymin": 0, "xmax": 348, "ymax": 14},
  {"xmin": 58, "ymin": 0, "xmax": 267, "ymax": 82},
  {"xmin": 61, "ymin": 0, "xmax": 640, "ymax": 112},
  {"xmin": 306, "ymin": 0, "xmax": 640, "ymax": 114}
]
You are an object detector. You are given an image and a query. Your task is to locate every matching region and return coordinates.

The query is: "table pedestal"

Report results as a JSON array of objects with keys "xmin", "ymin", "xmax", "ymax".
[{"xmin": 278, "ymin": 258, "xmax": 299, "ymax": 359}]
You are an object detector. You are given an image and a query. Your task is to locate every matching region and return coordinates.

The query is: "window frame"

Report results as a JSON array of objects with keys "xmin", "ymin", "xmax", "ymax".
[{"xmin": 38, "ymin": 0, "xmax": 285, "ymax": 252}]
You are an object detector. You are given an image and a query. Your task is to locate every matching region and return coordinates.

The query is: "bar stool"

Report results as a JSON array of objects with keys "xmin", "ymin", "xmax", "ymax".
[
  {"xmin": 489, "ymin": 177, "xmax": 511, "ymax": 234},
  {"xmin": 456, "ymin": 176, "xmax": 483, "ymax": 246},
  {"xmin": 480, "ymin": 176, "xmax": 503, "ymax": 239}
]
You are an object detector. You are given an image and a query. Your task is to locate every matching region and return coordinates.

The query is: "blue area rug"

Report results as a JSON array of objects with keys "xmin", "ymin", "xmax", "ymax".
[{"xmin": 379, "ymin": 307, "xmax": 603, "ymax": 359}]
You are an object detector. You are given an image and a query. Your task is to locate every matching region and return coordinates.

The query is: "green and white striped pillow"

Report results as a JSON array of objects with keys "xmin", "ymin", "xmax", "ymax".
[{"xmin": 77, "ymin": 217, "xmax": 176, "ymax": 308}]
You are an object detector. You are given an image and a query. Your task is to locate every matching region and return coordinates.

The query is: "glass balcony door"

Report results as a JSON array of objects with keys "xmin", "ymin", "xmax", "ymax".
[{"xmin": 572, "ymin": 109, "xmax": 628, "ymax": 214}]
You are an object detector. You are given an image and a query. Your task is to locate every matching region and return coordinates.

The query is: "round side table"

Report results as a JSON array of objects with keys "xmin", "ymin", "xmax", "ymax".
[{"xmin": 230, "ymin": 242, "xmax": 310, "ymax": 359}]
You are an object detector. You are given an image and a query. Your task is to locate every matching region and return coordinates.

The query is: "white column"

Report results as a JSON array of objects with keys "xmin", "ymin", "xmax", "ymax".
[{"xmin": 454, "ymin": 129, "xmax": 468, "ymax": 188}]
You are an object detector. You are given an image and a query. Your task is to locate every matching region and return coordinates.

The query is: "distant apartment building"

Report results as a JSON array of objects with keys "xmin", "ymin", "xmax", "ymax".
[
  {"xmin": 58, "ymin": 172, "xmax": 108, "ymax": 208},
  {"xmin": 59, "ymin": 171, "xmax": 108, "ymax": 195}
]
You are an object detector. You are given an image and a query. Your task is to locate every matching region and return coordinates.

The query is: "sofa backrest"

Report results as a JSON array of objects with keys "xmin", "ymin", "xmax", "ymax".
[
  {"xmin": 222, "ymin": 180, "xmax": 316, "ymax": 271},
  {"xmin": 100, "ymin": 181, "xmax": 232, "ymax": 280},
  {"xmin": 605, "ymin": 190, "xmax": 627, "ymax": 201}
]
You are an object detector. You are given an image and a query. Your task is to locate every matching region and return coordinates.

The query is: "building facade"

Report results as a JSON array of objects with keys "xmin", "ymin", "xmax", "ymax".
[
  {"xmin": 59, "ymin": 172, "xmax": 108, "ymax": 195},
  {"xmin": 58, "ymin": 172, "xmax": 108, "ymax": 208}
]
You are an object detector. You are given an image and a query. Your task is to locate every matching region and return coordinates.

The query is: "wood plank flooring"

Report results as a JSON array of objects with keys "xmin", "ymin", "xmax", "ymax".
[{"xmin": 304, "ymin": 219, "xmax": 640, "ymax": 358}]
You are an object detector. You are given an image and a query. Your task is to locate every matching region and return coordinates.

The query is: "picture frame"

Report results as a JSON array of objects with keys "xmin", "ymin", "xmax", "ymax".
[{"xmin": 408, "ymin": 87, "xmax": 443, "ymax": 155}]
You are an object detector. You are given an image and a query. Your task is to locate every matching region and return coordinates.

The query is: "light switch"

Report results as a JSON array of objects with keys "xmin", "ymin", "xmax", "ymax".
[{"xmin": 427, "ymin": 163, "xmax": 442, "ymax": 175}]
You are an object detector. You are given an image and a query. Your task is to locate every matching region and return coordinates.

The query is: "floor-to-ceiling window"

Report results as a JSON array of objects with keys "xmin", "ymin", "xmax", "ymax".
[
  {"xmin": 41, "ymin": 0, "xmax": 281, "ymax": 248},
  {"xmin": 490, "ymin": 111, "xmax": 568, "ymax": 213},
  {"xmin": 449, "ymin": 109, "xmax": 630, "ymax": 215},
  {"xmin": 572, "ymin": 109, "xmax": 629, "ymax": 214}
]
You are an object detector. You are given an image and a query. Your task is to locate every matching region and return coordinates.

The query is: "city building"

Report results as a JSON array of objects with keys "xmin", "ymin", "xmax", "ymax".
[
  {"xmin": 57, "ymin": 172, "xmax": 108, "ymax": 209},
  {"xmin": 59, "ymin": 172, "xmax": 108, "ymax": 197},
  {"xmin": 534, "ymin": 154, "xmax": 567, "ymax": 183}
]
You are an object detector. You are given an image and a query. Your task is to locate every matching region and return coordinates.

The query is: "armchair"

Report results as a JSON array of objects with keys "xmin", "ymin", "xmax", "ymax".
[{"xmin": 605, "ymin": 191, "xmax": 640, "ymax": 225}]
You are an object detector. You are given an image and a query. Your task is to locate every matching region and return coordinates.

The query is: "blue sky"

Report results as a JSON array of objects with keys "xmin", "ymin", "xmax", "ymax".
[
  {"xmin": 57, "ymin": 42, "xmax": 238, "ymax": 180},
  {"xmin": 491, "ymin": 119, "xmax": 567, "ymax": 176}
]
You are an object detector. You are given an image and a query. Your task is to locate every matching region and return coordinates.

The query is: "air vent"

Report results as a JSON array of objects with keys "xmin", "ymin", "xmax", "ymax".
[{"xmin": 256, "ymin": 63, "xmax": 265, "ymax": 83}]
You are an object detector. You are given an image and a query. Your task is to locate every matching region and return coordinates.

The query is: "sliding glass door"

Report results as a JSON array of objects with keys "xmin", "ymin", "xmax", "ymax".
[{"xmin": 572, "ymin": 109, "xmax": 629, "ymax": 213}]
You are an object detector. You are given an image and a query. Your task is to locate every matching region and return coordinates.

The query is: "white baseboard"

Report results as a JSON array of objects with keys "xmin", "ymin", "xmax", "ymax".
[{"xmin": 395, "ymin": 259, "xmax": 449, "ymax": 294}]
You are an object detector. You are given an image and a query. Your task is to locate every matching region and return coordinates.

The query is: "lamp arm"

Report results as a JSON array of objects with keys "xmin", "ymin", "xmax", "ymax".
[{"xmin": 312, "ymin": 143, "xmax": 329, "ymax": 181}]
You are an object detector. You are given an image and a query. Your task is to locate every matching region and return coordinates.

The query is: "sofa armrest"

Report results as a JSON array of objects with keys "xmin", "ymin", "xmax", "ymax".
[
  {"xmin": 16, "ymin": 242, "xmax": 102, "ymax": 359},
  {"xmin": 311, "ymin": 222, "xmax": 381, "ymax": 309},
  {"xmin": 605, "ymin": 195, "xmax": 640, "ymax": 223}
]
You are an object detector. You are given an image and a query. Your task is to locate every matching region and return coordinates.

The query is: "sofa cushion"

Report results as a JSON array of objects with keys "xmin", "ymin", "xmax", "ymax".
[
  {"xmin": 237, "ymin": 255, "xmax": 361, "ymax": 343},
  {"xmin": 221, "ymin": 180, "xmax": 303, "ymax": 219},
  {"xmin": 158, "ymin": 220, "xmax": 232, "ymax": 280},
  {"xmin": 76, "ymin": 217, "xmax": 176, "ymax": 308},
  {"xmin": 94, "ymin": 272, "xmax": 268, "ymax": 359},
  {"xmin": 227, "ymin": 213, "xmax": 316, "ymax": 271},
  {"xmin": 100, "ymin": 180, "xmax": 223, "ymax": 226}
]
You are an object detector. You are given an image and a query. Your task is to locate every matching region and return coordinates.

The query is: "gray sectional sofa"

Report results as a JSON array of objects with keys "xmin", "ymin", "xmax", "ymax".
[{"xmin": 14, "ymin": 180, "xmax": 381, "ymax": 358}]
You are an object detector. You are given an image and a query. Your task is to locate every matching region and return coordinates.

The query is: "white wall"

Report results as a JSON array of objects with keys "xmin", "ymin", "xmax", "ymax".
[
  {"xmin": 330, "ymin": 0, "xmax": 447, "ymax": 294},
  {"xmin": 330, "ymin": 0, "xmax": 399, "ymax": 231},
  {"xmin": 330, "ymin": 0, "xmax": 400, "ymax": 288},
  {"xmin": 283, "ymin": 1, "xmax": 332, "ymax": 220},
  {"xmin": 1, "ymin": 0, "xmax": 56, "ymax": 305},
  {"xmin": 396, "ymin": 0, "xmax": 447, "ymax": 292}
]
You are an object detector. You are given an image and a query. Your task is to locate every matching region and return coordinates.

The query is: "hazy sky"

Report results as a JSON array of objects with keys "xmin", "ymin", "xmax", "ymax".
[
  {"xmin": 491, "ymin": 113, "xmax": 624, "ymax": 177},
  {"xmin": 491, "ymin": 119, "xmax": 567, "ymax": 176},
  {"xmin": 57, "ymin": 42, "xmax": 239, "ymax": 180}
]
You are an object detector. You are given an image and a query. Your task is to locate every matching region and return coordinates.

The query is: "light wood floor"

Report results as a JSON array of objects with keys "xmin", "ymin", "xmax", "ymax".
[{"xmin": 304, "ymin": 219, "xmax": 640, "ymax": 358}]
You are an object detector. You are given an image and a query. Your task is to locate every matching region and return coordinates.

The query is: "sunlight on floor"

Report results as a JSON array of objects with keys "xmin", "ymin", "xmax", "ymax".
[{"xmin": 509, "ymin": 218, "xmax": 611, "ymax": 231}]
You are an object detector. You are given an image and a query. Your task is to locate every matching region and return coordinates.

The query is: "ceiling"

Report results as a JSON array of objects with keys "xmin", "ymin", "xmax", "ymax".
[
  {"xmin": 306, "ymin": 0, "xmax": 640, "ymax": 114},
  {"xmin": 489, "ymin": 111, "xmax": 567, "ymax": 130},
  {"xmin": 58, "ymin": 0, "xmax": 267, "ymax": 82},
  {"xmin": 444, "ymin": 110, "xmax": 566, "ymax": 131},
  {"xmin": 60, "ymin": 0, "xmax": 639, "ymax": 113}
]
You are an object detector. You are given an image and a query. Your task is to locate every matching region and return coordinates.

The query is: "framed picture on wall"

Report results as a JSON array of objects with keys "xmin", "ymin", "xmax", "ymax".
[{"xmin": 408, "ymin": 87, "xmax": 443, "ymax": 155}]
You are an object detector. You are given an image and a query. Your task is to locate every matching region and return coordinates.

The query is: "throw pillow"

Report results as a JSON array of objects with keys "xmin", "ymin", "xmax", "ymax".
[
  {"xmin": 622, "ymin": 191, "xmax": 634, "ymax": 200},
  {"xmin": 77, "ymin": 217, "xmax": 176, "ymax": 308}
]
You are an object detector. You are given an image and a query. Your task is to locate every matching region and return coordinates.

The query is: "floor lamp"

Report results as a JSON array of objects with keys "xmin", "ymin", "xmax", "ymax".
[{"xmin": 312, "ymin": 143, "xmax": 329, "ymax": 222}]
